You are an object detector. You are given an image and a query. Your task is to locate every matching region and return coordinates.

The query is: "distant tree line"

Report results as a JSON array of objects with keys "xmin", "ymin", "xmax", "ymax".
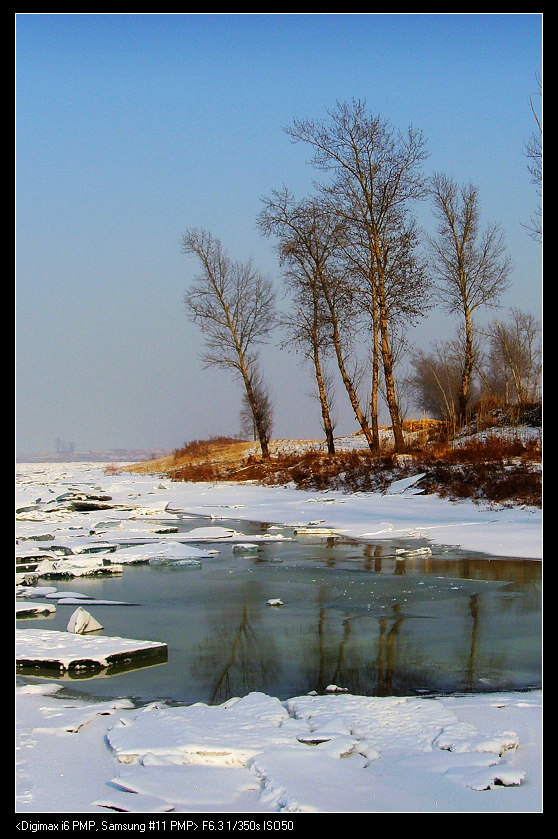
[{"xmin": 182, "ymin": 96, "xmax": 541, "ymax": 458}]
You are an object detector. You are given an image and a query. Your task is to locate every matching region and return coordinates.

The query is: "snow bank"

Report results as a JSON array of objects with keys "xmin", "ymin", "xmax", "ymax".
[
  {"xmin": 16, "ymin": 460, "xmax": 542, "ymax": 558},
  {"xmin": 16, "ymin": 683, "xmax": 542, "ymax": 813}
]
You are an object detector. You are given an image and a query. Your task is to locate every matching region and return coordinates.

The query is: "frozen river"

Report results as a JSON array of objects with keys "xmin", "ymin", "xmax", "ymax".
[{"xmin": 18, "ymin": 513, "xmax": 541, "ymax": 705}]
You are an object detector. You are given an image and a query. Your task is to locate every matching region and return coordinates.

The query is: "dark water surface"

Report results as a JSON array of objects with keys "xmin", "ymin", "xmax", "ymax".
[{"xmin": 19, "ymin": 515, "xmax": 541, "ymax": 705}]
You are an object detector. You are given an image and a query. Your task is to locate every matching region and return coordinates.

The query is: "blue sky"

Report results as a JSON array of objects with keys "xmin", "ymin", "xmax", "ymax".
[{"xmin": 16, "ymin": 13, "xmax": 542, "ymax": 455}]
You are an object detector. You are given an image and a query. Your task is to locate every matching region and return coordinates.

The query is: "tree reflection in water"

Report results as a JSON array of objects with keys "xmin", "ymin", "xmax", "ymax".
[
  {"xmin": 20, "ymin": 526, "xmax": 540, "ymax": 707},
  {"xmin": 466, "ymin": 593, "xmax": 479, "ymax": 691},
  {"xmin": 191, "ymin": 589, "xmax": 282, "ymax": 704},
  {"xmin": 180, "ymin": 549, "xmax": 541, "ymax": 703},
  {"xmin": 377, "ymin": 604, "xmax": 405, "ymax": 695}
]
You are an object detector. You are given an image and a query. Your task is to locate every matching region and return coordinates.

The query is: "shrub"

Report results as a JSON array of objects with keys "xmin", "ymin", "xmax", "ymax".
[{"xmin": 103, "ymin": 463, "xmax": 121, "ymax": 475}]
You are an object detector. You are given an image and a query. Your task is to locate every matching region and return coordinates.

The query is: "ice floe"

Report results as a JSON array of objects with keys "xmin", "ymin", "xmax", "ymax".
[
  {"xmin": 16, "ymin": 628, "xmax": 167, "ymax": 673},
  {"xmin": 16, "ymin": 600, "xmax": 57, "ymax": 618},
  {"xmin": 30, "ymin": 554, "xmax": 124, "ymax": 579},
  {"xmin": 105, "ymin": 541, "xmax": 217, "ymax": 565}
]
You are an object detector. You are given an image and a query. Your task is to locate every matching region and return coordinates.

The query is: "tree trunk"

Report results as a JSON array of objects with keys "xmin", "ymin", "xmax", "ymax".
[
  {"xmin": 328, "ymin": 308, "xmax": 375, "ymax": 451},
  {"xmin": 317, "ymin": 269, "xmax": 376, "ymax": 452},
  {"xmin": 379, "ymin": 312, "xmax": 406, "ymax": 452},
  {"xmin": 313, "ymin": 343, "xmax": 336, "ymax": 454},
  {"xmin": 374, "ymin": 244, "xmax": 405, "ymax": 453},
  {"xmin": 243, "ymin": 373, "xmax": 270, "ymax": 459},
  {"xmin": 332, "ymin": 323, "xmax": 375, "ymax": 451},
  {"xmin": 310, "ymin": 282, "xmax": 336, "ymax": 455},
  {"xmin": 458, "ymin": 307, "xmax": 474, "ymax": 424},
  {"xmin": 369, "ymin": 296, "xmax": 381, "ymax": 450}
]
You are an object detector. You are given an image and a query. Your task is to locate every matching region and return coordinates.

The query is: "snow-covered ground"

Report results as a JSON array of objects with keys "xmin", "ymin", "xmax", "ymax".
[{"xmin": 16, "ymin": 461, "xmax": 543, "ymax": 814}]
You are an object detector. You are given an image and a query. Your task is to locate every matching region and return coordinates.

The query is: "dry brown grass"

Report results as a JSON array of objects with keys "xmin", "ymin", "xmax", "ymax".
[
  {"xmin": 127, "ymin": 437, "xmax": 254, "ymax": 476},
  {"xmin": 128, "ymin": 425, "xmax": 541, "ymax": 508},
  {"xmin": 172, "ymin": 436, "xmax": 247, "ymax": 461},
  {"xmin": 414, "ymin": 434, "xmax": 541, "ymax": 506}
]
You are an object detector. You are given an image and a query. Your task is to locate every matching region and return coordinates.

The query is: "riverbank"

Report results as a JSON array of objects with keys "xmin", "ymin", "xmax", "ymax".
[{"xmin": 129, "ymin": 422, "xmax": 542, "ymax": 509}]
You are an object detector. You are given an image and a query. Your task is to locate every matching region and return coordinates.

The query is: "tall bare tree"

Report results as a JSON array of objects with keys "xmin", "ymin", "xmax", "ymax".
[
  {"xmin": 339, "ymin": 214, "xmax": 430, "ymax": 447},
  {"xmin": 259, "ymin": 189, "xmax": 374, "ymax": 453},
  {"xmin": 286, "ymin": 99, "xmax": 430, "ymax": 452},
  {"xmin": 182, "ymin": 228, "xmax": 275, "ymax": 459},
  {"xmin": 429, "ymin": 173, "xmax": 512, "ymax": 423}
]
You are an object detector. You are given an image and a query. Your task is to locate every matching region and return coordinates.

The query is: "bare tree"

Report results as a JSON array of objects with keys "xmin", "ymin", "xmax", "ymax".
[
  {"xmin": 429, "ymin": 173, "xmax": 512, "ymax": 423},
  {"xmin": 340, "ymin": 215, "xmax": 430, "ymax": 446},
  {"xmin": 182, "ymin": 228, "xmax": 275, "ymax": 459},
  {"xmin": 483, "ymin": 308, "xmax": 541, "ymax": 406},
  {"xmin": 410, "ymin": 335, "xmax": 478, "ymax": 426},
  {"xmin": 277, "ymin": 273, "xmax": 338, "ymax": 454},
  {"xmin": 259, "ymin": 189, "xmax": 373, "ymax": 453},
  {"xmin": 286, "ymin": 99, "xmax": 430, "ymax": 452},
  {"xmin": 524, "ymin": 74, "xmax": 542, "ymax": 242}
]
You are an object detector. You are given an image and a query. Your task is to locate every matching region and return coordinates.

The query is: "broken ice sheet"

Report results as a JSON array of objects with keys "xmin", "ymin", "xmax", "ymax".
[
  {"xmin": 33, "ymin": 698, "xmax": 135, "ymax": 734},
  {"xmin": 101, "ymin": 763, "xmax": 262, "ymax": 812}
]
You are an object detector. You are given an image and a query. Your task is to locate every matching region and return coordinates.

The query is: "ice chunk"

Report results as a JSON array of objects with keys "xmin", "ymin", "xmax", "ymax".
[
  {"xmin": 384, "ymin": 473, "xmax": 426, "ymax": 495},
  {"xmin": 232, "ymin": 543, "xmax": 260, "ymax": 553},
  {"xmin": 108, "ymin": 542, "xmax": 216, "ymax": 564},
  {"xmin": 67, "ymin": 606, "xmax": 104, "ymax": 634}
]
